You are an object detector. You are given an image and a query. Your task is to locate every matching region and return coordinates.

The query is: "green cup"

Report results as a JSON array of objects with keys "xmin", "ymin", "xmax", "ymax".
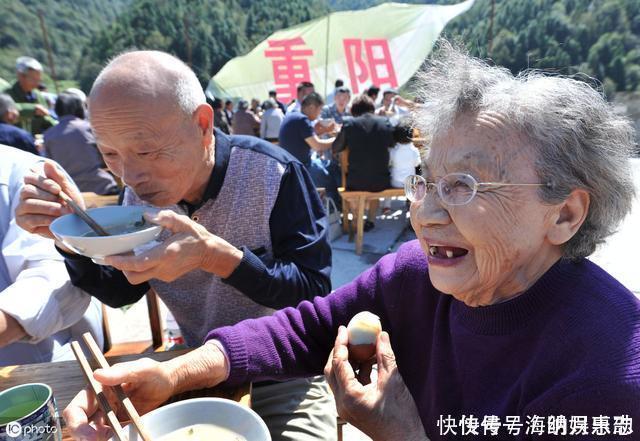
[{"xmin": 0, "ymin": 383, "xmax": 61, "ymax": 441}]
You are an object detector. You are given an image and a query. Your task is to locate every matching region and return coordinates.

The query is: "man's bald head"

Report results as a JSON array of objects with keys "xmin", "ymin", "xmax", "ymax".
[{"xmin": 90, "ymin": 50, "xmax": 205, "ymax": 120}]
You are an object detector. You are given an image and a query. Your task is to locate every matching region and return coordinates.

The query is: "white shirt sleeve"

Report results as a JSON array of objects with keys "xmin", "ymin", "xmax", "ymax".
[{"xmin": 0, "ymin": 158, "xmax": 92, "ymax": 343}]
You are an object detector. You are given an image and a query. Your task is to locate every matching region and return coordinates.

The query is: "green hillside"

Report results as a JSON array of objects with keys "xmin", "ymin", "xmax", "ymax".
[{"xmin": 0, "ymin": 0, "xmax": 132, "ymax": 89}]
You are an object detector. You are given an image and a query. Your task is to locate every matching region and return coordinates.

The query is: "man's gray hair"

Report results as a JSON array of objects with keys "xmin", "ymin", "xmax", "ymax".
[
  {"xmin": 16, "ymin": 56, "xmax": 43, "ymax": 73},
  {"xmin": 412, "ymin": 41, "xmax": 636, "ymax": 260},
  {"xmin": 0, "ymin": 94, "xmax": 17, "ymax": 116},
  {"xmin": 91, "ymin": 50, "xmax": 205, "ymax": 119}
]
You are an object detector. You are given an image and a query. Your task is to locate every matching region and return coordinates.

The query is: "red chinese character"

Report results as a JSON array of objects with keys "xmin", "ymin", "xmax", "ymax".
[
  {"xmin": 343, "ymin": 38, "xmax": 398, "ymax": 95},
  {"xmin": 265, "ymin": 37, "xmax": 314, "ymax": 103}
]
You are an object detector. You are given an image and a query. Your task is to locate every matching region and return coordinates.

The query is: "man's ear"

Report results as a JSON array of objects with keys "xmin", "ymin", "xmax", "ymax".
[
  {"xmin": 194, "ymin": 103, "xmax": 214, "ymax": 146},
  {"xmin": 547, "ymin": 189, "xmax": 590, "ymax": 246}
]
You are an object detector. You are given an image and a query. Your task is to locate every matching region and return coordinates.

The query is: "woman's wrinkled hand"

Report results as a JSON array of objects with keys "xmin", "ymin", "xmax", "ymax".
[
  {"xmin": 63, "ymin": 358, "xmax": 175, "ymax": 441},
  {"xmin": 324, "ymin": 326, "xmax": 428, "ymax": 441}
]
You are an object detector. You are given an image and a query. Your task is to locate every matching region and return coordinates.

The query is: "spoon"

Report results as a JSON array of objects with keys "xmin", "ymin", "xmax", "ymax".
[{"xmin": 58, "ymin": 190, "xmax": 110, "ymax": 237}]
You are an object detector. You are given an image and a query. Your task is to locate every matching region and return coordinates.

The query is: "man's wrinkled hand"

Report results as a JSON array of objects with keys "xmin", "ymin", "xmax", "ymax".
[{"xmin": 104, "ymin": 210, "xmax": 242, "ymax": 285}]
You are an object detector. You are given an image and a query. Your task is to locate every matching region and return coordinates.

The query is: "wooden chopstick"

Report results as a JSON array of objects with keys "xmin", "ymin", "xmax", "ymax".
[
  {"xmin": 70, "ymin": 341, "xmax": 128, "ymax": 441},
  {"xmin": 58, "ymin": 190, "xmax": 110, "ymax": 236},
  {"xmin": 82, "ymin": 333, "xmax": 154, "ymax": 441}
]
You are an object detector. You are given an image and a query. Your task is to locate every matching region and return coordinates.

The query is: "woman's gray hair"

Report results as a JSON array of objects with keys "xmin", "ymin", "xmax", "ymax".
[{"xmin": 412, "ymin": 40, "xmax": 636, "ymax": 260}]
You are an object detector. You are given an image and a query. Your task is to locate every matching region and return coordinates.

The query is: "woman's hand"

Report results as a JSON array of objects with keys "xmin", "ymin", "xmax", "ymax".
[
  {"xmin": 63, "ymin": 358, "xmax": 176, "ymax": 441},
  {"xmin": 64, "ymin": 342, "xmax": 228, "ymax": 440},
  {"xmin": 324, "ymin": 326, "xmax": 428, "ymax": 441},
  {"xmin": 104, "ymin": 210, "xmax": 243, "ymax": 284}
]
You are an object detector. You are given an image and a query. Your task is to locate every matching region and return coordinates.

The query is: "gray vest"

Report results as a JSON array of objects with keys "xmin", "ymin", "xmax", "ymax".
[{"xmin": 125, "ymin": 146, "xmax": 284, "ymax": 346}]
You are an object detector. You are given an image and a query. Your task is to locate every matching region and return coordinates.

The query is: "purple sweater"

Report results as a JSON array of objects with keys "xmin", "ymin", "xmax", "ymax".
[{"xmin": 207, "ymin": 240, "xmax": 640, "ymax": 439}]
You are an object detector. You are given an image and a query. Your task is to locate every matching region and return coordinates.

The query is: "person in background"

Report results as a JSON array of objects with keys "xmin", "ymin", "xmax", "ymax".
[
  {"xmin": 0, "ymin": 94, "xmax": 37, "ymax": 155},
  {"xmin": 0, "ymin": 145, "xmax": 103, "ymax": 366},
  {"xmin": 365, "ymin": 85, "xmax": 380, "ymax": 106},
  {"xmin": 232, "ymin": 100, "xmax": 260, "ymax": 136},
  {"xmin": 381, "ymin": 120, "xmax": 422, "ymax": 215},
  {"xmin": 279, "ymin": 92, "xmax": 340, "ymax": 206},
  {"xmin": 286, "ymin": 81, "xmax": 315, "ymax": 114},
  {"xmin": 210, "ymin": 97, "xmax": 230, "ymax": 135},
  {"xmin": 321, "ymin": 86, "xmax": 351, "ymax": 125},
  {"xmin": 376, "ymin": 88, "xmax": 398, "ymax": 117},
  {"xmin": 43, "ymin": 93, "xmax": 119, "ymax": 195},
  {"xmin": 260, "ymin": 98, "xmax": 284, "ymax": 143},
  {"xmin": 250, "ymin": 98, "xmax": 263, "ymax": 118},
  {"xmin": 38, "ymin": 83, "xmax": 58, "ymax": 120},
  {"xmin": 2, "ymin": 57, "xmax": 57, "ymax": 135},
  {"xmin": 333, "ymin": 95, "xmax": 395, "ymax": 231},
  {"xmin": 325, "ymin": 79, "xmax": 344, "ymax": 107},
  {"xmin": 224, "ymin": 99, "xmax": 234, "ymax": 127},
  {"xmin": 269, "ymin": 89, "xmax": 287, "ymax": 115}
]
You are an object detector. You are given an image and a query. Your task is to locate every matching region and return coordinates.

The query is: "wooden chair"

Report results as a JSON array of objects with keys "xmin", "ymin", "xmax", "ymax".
[
  {"xmin": 338, "ymin": 149, "xmax": 404, "ymax": 255},
  {"xmin": 102, "ymin": 288, "xmax": 165, "ymax": 356},
  {"xmin": 81, "ymin": 192, "xmax": 119, "ymax": 209}
]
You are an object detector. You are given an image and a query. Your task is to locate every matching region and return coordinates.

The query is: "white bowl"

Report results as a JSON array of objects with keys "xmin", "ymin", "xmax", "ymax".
[
  {"xmin": 110, "ymin": 398, "xmax": 271, "ymax": 441},
  {"xmin": 49, "ymin": 206, "xmax": 162, "ymax": 264}
]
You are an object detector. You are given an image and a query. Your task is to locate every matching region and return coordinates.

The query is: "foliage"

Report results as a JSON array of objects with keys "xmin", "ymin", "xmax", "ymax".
[
  {"xmin": 0, "ymin": 0, "xmax": 131, "ymax": 89},
  {"xmin": 329, "ymin": 0, "xmax": 640, "ymax": 92}
]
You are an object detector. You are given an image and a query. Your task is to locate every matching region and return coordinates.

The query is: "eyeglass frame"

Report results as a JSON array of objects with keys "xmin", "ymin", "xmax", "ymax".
[{"xmin": 404, "ymin": 173, "xmax": 551, "ymax": 206}]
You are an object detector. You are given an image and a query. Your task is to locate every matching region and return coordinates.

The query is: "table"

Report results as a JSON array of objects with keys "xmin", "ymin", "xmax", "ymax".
[{"xmin": 0, "ymin": 350, "xmax": 251, "ymax": 440}]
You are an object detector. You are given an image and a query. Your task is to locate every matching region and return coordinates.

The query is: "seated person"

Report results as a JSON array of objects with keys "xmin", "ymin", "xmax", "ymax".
[
  {"xmin": 0, "ymin": 145, "xmax": 102, "ymax": 365},
  {"xmin": 0, "ymin": 94, "xmax": 37, "ymax": 156},
  {"xmin": 231, "ymin": 100, "xmax": 260, "ymax": 136},
  {"xmin": 44, "ymin": 92, "xmax": 119, "ymax": 195},
  {"xmin": 63, "ymin": 43, "xmax": 640, "ymax": 441},
  {"xmin": 333, "ymin": 95, "xmax": 395, "ymax": 230},
  {"xmin": 18, "ymin": 51, "xmax": 336, "ymax": 441}
]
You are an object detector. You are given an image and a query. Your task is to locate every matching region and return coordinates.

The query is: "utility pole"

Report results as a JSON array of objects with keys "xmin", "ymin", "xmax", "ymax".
[
  {"xmin": 487, "ymin": 0, "xmax": 495, "ymax": 58},
  {"xmin": 182, "ymin": 15, "xmax": 193, "ymax": 68},
  {"xmin": 37, "ymin": 10, "xmax": 59, "ymax": 93}
]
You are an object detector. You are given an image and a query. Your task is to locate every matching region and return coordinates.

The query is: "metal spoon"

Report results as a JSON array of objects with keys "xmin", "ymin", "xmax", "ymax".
[{"xmin": 58, "ymin": 190, "xmax": 110, "ymax": 236}]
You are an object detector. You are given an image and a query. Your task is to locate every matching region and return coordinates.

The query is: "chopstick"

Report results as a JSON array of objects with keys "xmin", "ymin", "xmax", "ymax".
[
  {"xmin": 58, "ymin": 190, "xmax": 110, "ymax": 236},
  {"xmin": 82, "ymin": 333, "xmax": 154, "ymax": 441},
  {"xmin": 70, "ymin": 341, "xmax": 128, "ymax": 441}
]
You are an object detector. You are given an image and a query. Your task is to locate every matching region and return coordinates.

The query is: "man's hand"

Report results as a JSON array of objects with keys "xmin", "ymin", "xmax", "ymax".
[
  {"xmin": 63, "ymin": 342, "xmax": 228, "ymax": 441},
  {"xmin": 34, "ymin": 104, "xmax": 50, "ymax": 117},
  {"xmin": 0, "ymin": 310, "xmax": 27, "ymax": 348},
  {"xmin": 104, "ymin": 210, "xmax": 243, "ymax": 285},
  {"xmin": 324, "ymin": 326, "xmax": 428, "ymax": 441},
  {"xmin": 16, "ymin": 161, "xmax": 84, "ymax": 240}
]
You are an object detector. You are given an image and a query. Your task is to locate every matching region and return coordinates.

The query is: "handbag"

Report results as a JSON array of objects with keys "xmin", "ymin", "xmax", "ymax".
[{"xmin": 324, "ymin": 196, "xmax": 343, "ymax": 242}]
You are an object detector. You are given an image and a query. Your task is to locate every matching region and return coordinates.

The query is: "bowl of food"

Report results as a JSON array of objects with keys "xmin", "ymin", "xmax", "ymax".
[
  {"xmin": 49, "ymin": 206, "xmax": 162, "ymax": 264},
  {"xmin": 111, "ymin": 398, "xmax": 270, "ymax": 441}
]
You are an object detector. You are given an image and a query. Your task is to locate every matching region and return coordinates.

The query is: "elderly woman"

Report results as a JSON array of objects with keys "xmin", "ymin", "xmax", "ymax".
[{"xmin": 65, "ymin": 44, "xmax": 639, "ymax": 440}]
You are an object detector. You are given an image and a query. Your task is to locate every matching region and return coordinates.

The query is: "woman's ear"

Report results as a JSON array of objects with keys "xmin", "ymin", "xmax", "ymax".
[{"xmin": 547, "ymin": 189, "xmax": 590, "ymax": 246}]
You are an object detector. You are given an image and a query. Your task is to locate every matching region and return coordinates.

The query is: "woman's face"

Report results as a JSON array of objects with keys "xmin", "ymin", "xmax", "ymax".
[{"xmin": 410, "ymin": 112, "xmax": 564, "ymax": 306}]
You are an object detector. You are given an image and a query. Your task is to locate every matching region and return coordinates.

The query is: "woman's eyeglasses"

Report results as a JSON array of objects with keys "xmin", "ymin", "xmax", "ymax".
[{"xmin": 404, "ymin": 173, "xmax": 550, "ymax": 206}]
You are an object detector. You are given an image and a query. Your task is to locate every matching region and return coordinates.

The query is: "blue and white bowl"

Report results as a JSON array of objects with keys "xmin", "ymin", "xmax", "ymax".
[{"xmin": 49, "ymin": 206, "xmax": 162, "ymax": 264}]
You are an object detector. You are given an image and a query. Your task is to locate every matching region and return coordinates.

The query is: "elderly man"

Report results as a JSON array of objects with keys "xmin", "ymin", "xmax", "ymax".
[
  {"xmin": 2, "ymin": 57, "xmax": 56, "ymax": 135},
  {"xmin": 0, "ymin": 94, "xmax": 37, "ymax": 155},
  {"xmin": 61, "ymin": 43, "xmax": 640, "ymax": 441},
  {"xmin": 0, "ymin": 145, "xmax": 103, "ymax": 365},
  {"xmin": 17, "ymin": 50, "xmax": 336, "ymax": 441},
  {"xmin": 44, "ymin": 92, "xmax": 119, "ymax": 195}
]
